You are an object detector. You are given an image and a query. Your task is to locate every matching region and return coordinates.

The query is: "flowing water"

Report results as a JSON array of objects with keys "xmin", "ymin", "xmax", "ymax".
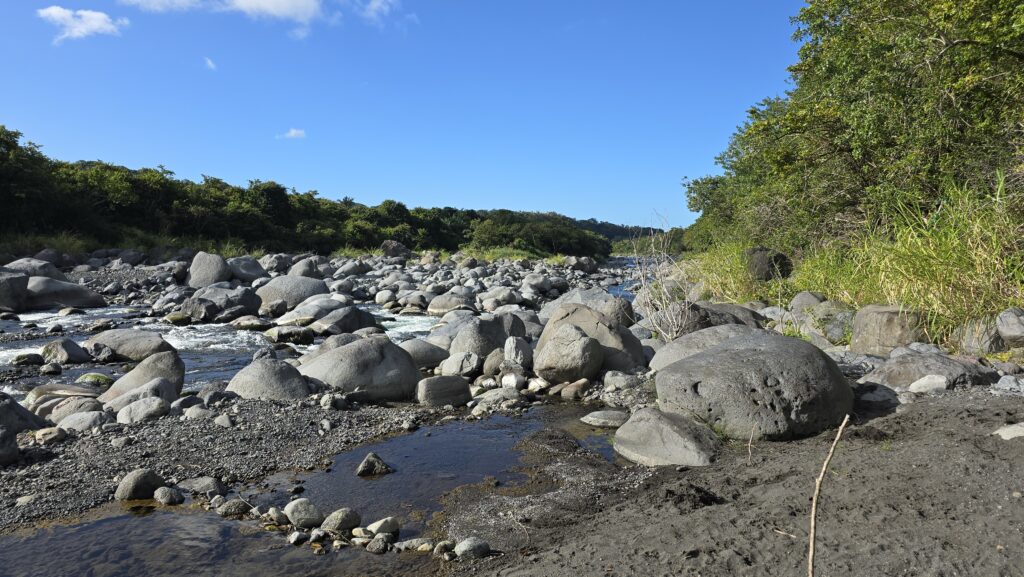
[{"xmin": 0, "ymin": 305, "xmax": 617, "ymax": 576}]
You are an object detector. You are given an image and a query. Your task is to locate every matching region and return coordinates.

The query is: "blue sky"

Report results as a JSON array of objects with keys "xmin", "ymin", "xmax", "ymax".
[{"xmin": 1, "ymin": 1, "xmax": 804, "ymax": 228}]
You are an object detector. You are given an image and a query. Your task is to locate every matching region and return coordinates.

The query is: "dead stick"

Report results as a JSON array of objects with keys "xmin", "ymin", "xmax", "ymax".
[
  {"xmin": 808, "ymin": 414, "xmax": 850, "ymax": 577},
  {"xmin": 747, "ymin": 425, "xmax": 755, "ymax": 465}
]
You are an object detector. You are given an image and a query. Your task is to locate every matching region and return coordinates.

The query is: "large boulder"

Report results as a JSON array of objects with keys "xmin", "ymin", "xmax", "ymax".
[
  {"xmin": 656, "ymin": 333, "xmax": 853, "ymax": 441},
  {"xmin": 287, "ymin": 257, "xmax": 322, "ymax": 279},
  {"xmin": 186, "ymin": 252, "xmax": 232, "ymax": 289},
  {"xmin": 861, "ymin": 353, "xmax": 997, "ymax": 389},
  {"xmin": 309, "ymin": 306, "xmax": 378, "ymax": 335},
  {"xmin": 427, "ymin": 293, "xmax": 477, "ymax": 316},
  {"xmin": 449, "ymin": 317, "xmax": 508, "ymax": 358},
  {"xmin": 380, "ymin": 240, "xmax": 412, "ymax": 258},
  {"xmin": 533, "ymin": 324, "xmax": 603, "ymax": 383},
  {"xmin": 952, "ymin": 316, "xmax": 1005, "ymax": 355},
  {"xmin": 0, "ymin": 268, "xmax": 29, "ymax": 312},
  {"xmin": 398, "ymin": 338, "xmax": 449, "ymax": 369},
  {"xmin": 24, "ymin": 277, "xmax": 105, "ymax": 310},
  {"xmin": 284, "ymin": 498, "xmax": 324, "ymax": 529},
  {"xmin": 614, "ymin": 408, "xmax": 721, "ymax": 467},
  {"xmin": 226, "ymin": 358, "xmax": 310, "ymax": 401},
  {"xmin": 0, "ymin": 427, "xmax": 17, "ymax": 466},
  {"xmin": 4, "ymin": 258, "xmax": 67, "ymax": 281},
  {"xmin": 297, "ymin": 338, "xmax": 420, "ymax": 401},
  {"xmin": 117, "ymin": 397, "xmax": 170, "ymax": 424},
  {"xmin": 40, "ymin": 338, "xmax": 91, "ymax": 364},
  {"xmin": 58, "ymin": 410, "xmax": 111, "ymax": 432},
  {"xmin": 996, "ymin": 307, "xmax": 1024, "ymax": 349},
  {"xmin": 850, "ymin": 305, "xmax": 927, "ymax": 356},
  {"xmin": 649, "ymin": 325, "xmax": 769, "ymax": 372},
  {"xmin": 48, "ymin": 397, "xmax": 104, "ymax": 424},
  {"xmin": 537, "ymin": 303, "xmax": 645, "ymax": 372},
  {"xmin": 102, "ymin": 378, "xmax": 178, "ymax": 413},
  {"xmin": 539, "ymin": 287, "xmax": 635, "ymax": 327},
  {"xmin": 83, "ymin": 329, "xmax": 175, "ymax": 362},
  {"xmin": 98, "ymin": 351, "xmax": 185, "ymax": 403},
  {"xmin": 255, "ymin": 276, "xmax": 328, "ymax": 310},
  {"xmin": 193, "ymin": 285, "xmax": 261, "ymax": 316},
  {"xmin": 0, "ymin": 392, "xmax": 47, "ymax": 433},
  {"xmin": 416, "ymin": 376, "xmax": 472, "ymax": 407},
  {"xmin": 745, "ymin": 247, "xmax": 792, "ymax": 280},
  {"xmin": 226, "ymin": 256, "xmax": 268, "ymax": 282}
]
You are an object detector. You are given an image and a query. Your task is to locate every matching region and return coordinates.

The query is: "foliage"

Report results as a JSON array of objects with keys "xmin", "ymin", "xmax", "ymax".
[
  {"xmin": 684, "ymin": 0, "xmax": 1024, "ymax": 253},
  {"xmin": 0, "ymin": 126, "xmax": 628, "ymax": 259}
]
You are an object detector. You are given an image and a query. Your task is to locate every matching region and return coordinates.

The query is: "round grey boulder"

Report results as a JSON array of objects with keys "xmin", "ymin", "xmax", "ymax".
[
  {"xmin": 98, "ymin": 351, "xmax": 185, "ymax": 403},
  {"xmin": 116, "ymin": 397, "xmax": 170, "ymax": 424},
  {"xmin": 398, "ymin": 338, "xmax": 449, "ymax": 369},
  {"xmin": 533, "ymin": 324, "xmax": 603, "ymax": 383},
  {"xmin": 581, "ymin": 410, "xmax": 629, "ymax": 428},
  {"xmin": 454, "ymin": 537, "xmax": 491, "ymax": 559},
  {"xmin": 186, "ymin": 251, "xmax": 232, "ymax": 289},
  {"xmin": 416, "ymin": 376, "xmax": 471, "ymax": 407},
  {"xmin": 115, "ymin": 468, "xmax": 165, "ymax": 500},
  {"xmin": 649, "ymin": 325, "xmax": 770, "ymax": 372},
  {"xmin": 256, "ymin": 275, "xmax": 328, "ymax": 310},
  {"xmin": 227, "ymin": 256, "xmax": 268, "ymax": 282},
  {"xmin": 321, "ymin": 508, "xmax": 361, "ymax": 533},
  {"xmin": 655, "ymin": 333, "xmax": 853, "ymax": 441},
  {"xmin": 41, "ymin": 338, "xmax": 91, "ymax": 364},
  {"xmin": 57, "ymin": 410, "xmax": 111, "ymax": 432},
  {"xmin": 84, "ymin": 329, "xmax": 175, "ymax": 362},
  {"xmin": 284, "ymin": 498, "xmax": 324, "ymax": 529},
  {"xmin": 25, "ymin": 277, "xmax": 105, "ymax": 310},
  {"xmin": 226, "ymin": 358, "xmax": 310, "ymax": 401},
  {"xmin": 0, "ymin": 392, "xmax": 48, "ymax": 433},
  {"xmin": 297, "ymin": 338, "xmax": 420, "ymax": 401}
]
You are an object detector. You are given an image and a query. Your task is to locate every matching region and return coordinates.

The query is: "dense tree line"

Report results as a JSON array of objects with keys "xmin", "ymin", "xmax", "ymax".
[
  {"xmin": 683, "ymin": 0, "xmax": 1024, "ymax": 253},
  {"xmin": 0, "ymin": 126, "xmax": 643, "ymax": 258}
]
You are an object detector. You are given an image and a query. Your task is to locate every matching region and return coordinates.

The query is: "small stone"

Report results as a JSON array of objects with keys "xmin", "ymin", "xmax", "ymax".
[
  {"xmin": 35, "ymin": 427, "xmax": 67, "ymax": 445},
  {"xmin": 40, "ymin": 363, "xmax": 62, "ymax": 375},
  {"xmin": 580, "ymin": 410, "xmax": 629, "ymax": 428},
  {"xmin": 209, "ymin": 495, "xmax": 226, "ymax": 508},
  {"xmin": 356, "ymin": 452, "xmax": 394, "ymax": 477},
  {"xmin": 284, "ymin": 498, "xmax": 325, "ymax": 528},
  {"xmin": 365, "ymin": 534, "xmax": 390, "ymax": 554},
  {"xmin": 154, "ymin": 486, "xmax": 185, "ymax": 506},
  {"xmin": 366, "ymin": 516, "xmax": 400, "ymax": 535},
  {"xmin": 321, "ymin": 508, "xmax": 361, "ymax": 533},
  {"xmin": 433, "ymin": 540, "xmax": 455, "ymax": 557},
  {"xmin": 288, "ymin": 531, "xmax": 309, "ymax": 546},
  {"xmin": 309, "ymin": 528, "xmax": 328, "ymax": 543},
  {"xmin": 15, "ymin": 494, "xmax": 36, "ymax": 507},
  {"xmin": 214, "ymin": 414, "xmax": 234, "ymax": 428},
  {"xmin": 352, "ymin": 527, "xmax": 374, "ymax": 538},
  {"xmin": 992, "ymin": 423, "xmax": 1024, "ymax": 440},
  {"xmin": 908, "ymin": 374, "xmax": 950, "ymax": 394},
  {"xmin": 266, "ymin": 507, "xmax": 290, "ymax": 525},
  {"xmin": 114, "ymin": 468, "xmax": 165, "ymax": 501},
  {"xmin": 217, "ymin": 499, "xmax": 252, "ymax": 517},
  {"xmin": 454, "ymin": 536, "xmax": 491, "ymax": 559}
]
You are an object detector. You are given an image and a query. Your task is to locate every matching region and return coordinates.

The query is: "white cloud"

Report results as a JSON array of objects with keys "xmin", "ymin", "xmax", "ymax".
[
  {"xmin": 360, "ymin": 0, "xmax": 399, "ymax": 24},
  {"xmin": 119, "ymin": 0, "xmax": 200, "ymax": 11},
  {"xmin": 278, "ymin": 128, "xmax": 306, "ymax": 139},
  {"xmin": 37, "ymin": 6, "xmax": 130, "ymax": 44},
  {"xmin": 222, "ymin": 0, "xmax": 321, "ymax": 24},
  {"xmin": 204, "ymin": 56, "xmax": 217, "ymax": 70}
]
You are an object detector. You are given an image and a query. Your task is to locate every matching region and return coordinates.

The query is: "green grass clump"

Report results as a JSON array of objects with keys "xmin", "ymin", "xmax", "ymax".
[{"xmin": 688, "ymin": 181, "xmax": 1024, "ymax": 347}]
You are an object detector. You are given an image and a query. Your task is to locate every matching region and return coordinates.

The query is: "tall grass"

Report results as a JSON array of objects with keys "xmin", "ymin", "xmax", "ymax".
[{"xmin": 689, "ymin": 181, "xmax": 1024, "ymax": 345}]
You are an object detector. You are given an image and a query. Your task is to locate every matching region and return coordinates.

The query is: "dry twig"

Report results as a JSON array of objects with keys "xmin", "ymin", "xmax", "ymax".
[{"xmin": 808, "ymin": 414, "xmax": 850, "ymax": 577}]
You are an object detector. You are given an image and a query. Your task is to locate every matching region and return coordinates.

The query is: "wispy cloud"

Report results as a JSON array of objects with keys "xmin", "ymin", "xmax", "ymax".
[
  {"xmin": 277, "ymin": 128, "xmax": 306, "ymax": 139},
  {"xmin": 37, "ymin": 6, "xmax": 130, "ymax": 44},
  {"xmin": 222, "ymin": 0, "xmax": 322, "ymax": 24},
  {"xmin": 360, "ymin": 0, "xmax": 399, "ymax": 24},
  {"xmin": 204, "ymin": 56, "xmax": 217, "ymax": 70},
  {"xmin": 119, "ymin": 0, "xmax": 200, "ymax": 11}
]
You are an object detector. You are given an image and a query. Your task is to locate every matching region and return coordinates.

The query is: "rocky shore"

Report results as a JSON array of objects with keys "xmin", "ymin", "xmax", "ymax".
[{"xmin": 1, "ymin": 243, "xmax": 1024, "ymax": 575}]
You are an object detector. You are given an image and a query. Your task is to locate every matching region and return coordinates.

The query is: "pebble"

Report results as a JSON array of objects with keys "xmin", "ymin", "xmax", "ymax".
[
  {"xmin": 454, "ymin": 536, "xmax": 492, "ymax": 559},
  {"xmin": 366, "ymin": 516, "xmax": 401, "ymax": 535},
  {"xmin": 214, "ymin": 414, "xmax": 234, "ymax": 428},
  {"xmin": 154, "ymin": 486, "xmax": 185, "ymax": 506},
  {"xmin": 992, "ymin": 423, "xmax": 1024, "ymax": 440},
  {"xmin": 356, "ymin": 452, "xmax": 394, "ymax": 477},
  {"xmin": 287, "ymin": 531, "xmax": 309, "ymax": 546}
]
